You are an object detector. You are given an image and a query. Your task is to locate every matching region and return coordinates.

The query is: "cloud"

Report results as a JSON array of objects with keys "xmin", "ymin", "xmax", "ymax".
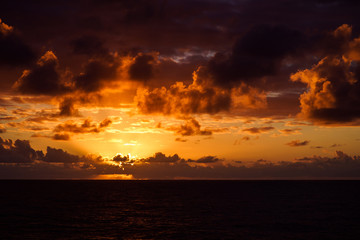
[
  {"xmin": 1, "ymin": 137, "xmax": 360, "ymax": 179},
  {"xmin": 52, "ymin": 133, "xmax": 71, "ymax": 141},
  {"xmin": 142, "ymin": 152, "xmax": 181, "ymax": 163},
  {"xmin": 71, "ymin": 35, "xmax": 108, "ymax": 56},
  {"xmin": 243, "ymin": 126, "xmax": 274, "ymax": 134},
  {"xmin": 73, "ymin": 55, "xmax": 120, "ymax": 92},
  {"xmin": 0, "ymin": 127, "xmax": 5, "ymax": 133},
  {"xmin": 13, "ymin": 51, "xmax": 70, "ymax": 95},
  {"xmin": 53, "ymin": 118, "xmax": 112, "ymax": 134},
  {"xmin": 43, "ymin": 147, "xmax": 80, "ymax": 163},
  {"xmin": 286, "ymin": 140, "xmax": 310, "ymax": 147},
  {"xmin": 135, "ymin": 66, "xmax": 266, "ymax": 116},
  {"xmin": 207, "ymin": 24, "xmax": 305, "ymax": 88},
  {"xmin": 167, "ymin": 118, "xmax": 212, "ymax": 136},
  {"xmin": 175, "ymin": 137, "xmax": 187, "ymax": 142},
  {"xmin": 188, "ymin": 156, "xmax": 220, "ymax": 163},
  {"xmin": 0, "ymin": 19, "xmax": 35, "ymax": 67},
  {"xmin": 330, "ymin": 144, "xmax": 342, "ymax": 148},
  {"xmin": 0, "ymin": 137, "xmax": 43, "ymax": 163},
  {"xmin": 0, "ymin": 116, "xmax": 17, "ymax": 121},
  {"xmin": 128, "ymin": 53, "xmax": 156, "ymax": 81},
  {"xmin": 58, "ymin": 98, "xmax": 79, "ymax": 117},
  {"xmin": 278, "ymin": 128, "xmax": 302, "ymax": 135},
  {"xmin": 291, "ymin": 24, "xmax": 360, "ymax": 124}
]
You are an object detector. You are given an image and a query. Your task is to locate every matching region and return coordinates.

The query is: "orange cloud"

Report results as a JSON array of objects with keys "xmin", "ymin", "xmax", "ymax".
[
  {"xmin": 286, "ymin": 140, "xmax": 310, "ymax": 147},
  {"xmin": 53, "ymin": 118, "xmax": 112, "ymax": 135},
  {"xmin": 291, "ymin": 24, "xmax": 360, "ymax": 124},
  {"xmin": 167, "ymin": 118, "xmax": 212, "ymax": 136},
  {"xmin": 0, "ymin": 19, "xmax": 13, "ymax": 35},
  {"xmin": 243, "ymin": 126, "xmax": 274, "ymax": 134},
  {"xmin": 135, "ymin": 66, "xmax": 266, "ymax": 116}
]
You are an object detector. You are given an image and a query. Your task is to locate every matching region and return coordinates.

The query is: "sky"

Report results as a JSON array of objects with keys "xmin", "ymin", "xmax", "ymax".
[{"xmin": 1, "ymin": 0, "xmax": 360, "ymax": 179}]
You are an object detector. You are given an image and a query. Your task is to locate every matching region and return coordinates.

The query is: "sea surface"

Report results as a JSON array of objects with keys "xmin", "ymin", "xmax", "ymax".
[{"xmin": 0, "ymin": 180, "xmax": 360, "ymax": 239}]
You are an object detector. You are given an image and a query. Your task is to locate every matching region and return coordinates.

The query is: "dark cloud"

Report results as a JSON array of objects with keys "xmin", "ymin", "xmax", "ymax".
[
  {"xmin": 286, "ymin": 140, "xmax": 310, "ymax": 147},
  {"xmin": 207, "ymin": 25, "xmax": 306, "ymax": 88},
  {"xmin": 13, "ymin": 51, "xmax": 70, "ymax": 95},
  {"xmin": 43, "ymin": 147, "xmax": 79, "ymax": 163},
  {"xmin": 0, "ymin": 137, "xmax": 43, "ymax": 163},
  {"xmin": 0, "ymin": 116, "xmax": 17, "ymax": 121},
  {"xmin": 330, "ymin": 144, "xmax": 342, "ymax": 148},
  {"xmin": 168, "ymin": 118, "xmax": 212, "ymax": 136},
  {"xmin": 59, "ymin": 98, "xmax": 79, "ymax": 117},
  {"xmin": 312, "ymin": 146, "xmax": 324, "ymax": 149},
  {"xmin": 0, "ymin": 19, "xmax": 35, "ymax": 67},
  {"xmin": 71, "ymin": 35, "xmax": 107, "ymax": 56},
  {"xmin": 52, "ymin": 133, "xmax": 71, "ymax": 141},
  {"xmin": 1, "ymin": 138, "xmax": 360, "ymax": 179},
  {"xmin": 142, "ymin": 152, "xmax": 181, "ymax": 163},
  {"xmin": 233, "ymin": 136, "xmax": 253, "ymax": 145},
  {"xmin": 112, "ymin": 154, "xmax": 130, "ymax": 163},
  {"xmin": 188, "ymin": 156, "xmax": 220, "ymax": 163},
  {"xmin": 243, "ymin": 126, "xmax": 274, "ymax": 134},
  {"xmin": 291, "ymin": 25, "xmax": 360, "ymax": 124},
  {"xmin": 53, "ymin": 118, "xmax": 112, "ymax": 134},
  {"xmin": 175, "ymin": 137, "xmax": 187, "ymax": 142},
  {"xmin": 135, "ymin": 67, "xmax": 266, "ymax": 116},
  {"xmin": 278, "ymin": 128, "xmax": 302, "ymax": 135},
  {"xmin": 128, "ymin": 53, "xmax": 155, "ymax": 81},
  {"xmin": 73, "ymin": 55, "xmax": 120, "ymax": 92}
]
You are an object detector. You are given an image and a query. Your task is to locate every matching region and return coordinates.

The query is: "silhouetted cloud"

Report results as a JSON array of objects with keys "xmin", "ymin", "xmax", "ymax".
[
  {"xmin": 243, "ymin": 126, "xmax": 274, "ymax": 134},
  {"xmin": 175, "ymin": 137, "xmax": 187, "ymax": 142},
  {"xmin": 52, "ymin": 133, "xmax": 71, "ymax": 141},
  {"xmin": 135, "ymin": 67, "xmax": 266, "ymax": 116},
  {"xmin": 278, "ymin": 128, "xmax": 302, "ymax": 135},
  {"xmin": 128, "ymin": 53, "xmax": 155, "ymax": 81},
  {"xmin": 188, "ymin": 156, "xmax": 220, "ymax": 163},
  {"xmin": 58, "ymin": 98, "xmax": 79, "ymax": 117},
  {"xmin": 73, "ymin": 55, "xmax": 120, "ymax": 92},
  {"xmin": 71, "ymin": 35, "xmax": 108, "ymax": 56},
  {"xmin": 143, "ymin": 152, "xmax": 181, "ymax": 163},
  {"xmin": 13, "ymin": 51, "xmax": 70, "ymax": 95},
  {"xmin": 0, "ymin": 19, "xmax": 35, "ymax": 67},
  {"xmin": 167, "ymin": 118, "xmax": 212, "ymax": 136},
  {"xmin": 43, "ymin": 147, "xmax": 80, "ymax": 163},
  {"xmin": 208, "ymin": 25, "xmax": 306, "ymax": 88},
  {"xmin": 0, "ymin": 137, "xmax": 43, "ymax": 163},
  {"xmin": 286, "ymin": 140, "xmax": 310, "ymax": 147},
  {"xmin": 291, "ymin": 24, "xmax": 360, "ymax": 124},
  {"xmin": 1, "ymin": 138, "xmax": 360, "ymax": 179},
  {"xmin": 53, "ymin": 118, "xmax": 112, "ymax": 134}
]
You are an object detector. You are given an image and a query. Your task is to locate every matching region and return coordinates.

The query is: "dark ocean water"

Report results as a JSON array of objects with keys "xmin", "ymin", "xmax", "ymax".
[{"xmin": 1, "ymin": 180, "xmax": 360, "ymax": 240}]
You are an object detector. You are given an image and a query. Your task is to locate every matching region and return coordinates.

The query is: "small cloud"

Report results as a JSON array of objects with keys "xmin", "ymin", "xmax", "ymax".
[
  {"xmin": 233, "ymin": 136, "xmax": 252, "ymax": 145},
  {"xmin": 167, "ymin": 118, "xmax": 212, "ymax": 136},
  {"xmin": 330, "ymin": 144, "xmax": 342, "ymax": 148},
  {"xmin": 278, "ymin": 128, "xmax": 301, "ymax": 135},
  {"xmin": 243, "ymin": 126, "xmax": 274, "ymax": 134},
  {"xmin": 311, "ymin": 146, "xmax": 323, "ymax": 149},
  {"xmin": 59, "ymin": 98, "xmax": 80, "ymax": 117},
  {"xmin": 175, "ymin": 138, "xmax": 187, "ymax": 142},
  {"xmin": 286, "ymin": 140, "xmax": 310, "ymax": 147},
  {"xmin": 188, "ymin": 156, "xmax": 220, "ymax": 163},
  {"xmin": 52, "ymin": 133, "xmax": 71, "ymax": 141},
  {"xmin": 53, "ymin": 118, "xmax": 112, "ymax": 134}
]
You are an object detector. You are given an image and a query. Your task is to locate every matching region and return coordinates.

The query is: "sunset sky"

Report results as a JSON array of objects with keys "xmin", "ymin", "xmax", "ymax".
[{"xmin": 1, "ymin": 0, "xmax": 360, "ymax": 179}]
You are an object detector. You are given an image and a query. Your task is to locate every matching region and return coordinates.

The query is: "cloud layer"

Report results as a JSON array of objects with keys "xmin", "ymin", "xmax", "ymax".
[{"xmin": 1, "ymin": 137, "xmax": 360, "ymax": 179}]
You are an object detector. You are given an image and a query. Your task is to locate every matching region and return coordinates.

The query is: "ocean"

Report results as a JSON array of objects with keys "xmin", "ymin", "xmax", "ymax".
[{"xmin": 0, "ymin": 180, "xmax": 359, "ymax": 239}]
